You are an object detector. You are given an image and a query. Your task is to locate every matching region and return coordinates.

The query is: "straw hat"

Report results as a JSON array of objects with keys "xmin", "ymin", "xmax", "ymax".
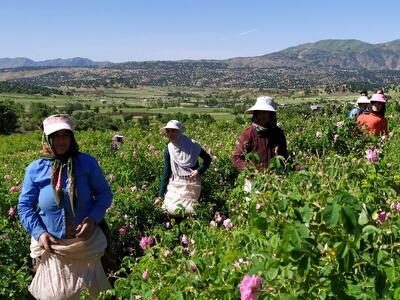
[
  {"xmin": 356, "ymin": 96, "xmax": 370, "ymax": 104},
  {"xmin": 42, "ymin": 114, "xmax": 73, "ymax": 136},
  {"xmin": 161, "ymin": 120, "xmax": 183, "ymax": 133},
  {"xmin": 245, "ymin": 96, "xmax": 276, "ymax": 114}
]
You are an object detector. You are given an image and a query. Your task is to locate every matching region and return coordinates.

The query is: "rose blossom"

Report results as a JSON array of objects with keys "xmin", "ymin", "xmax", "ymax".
[
  {"xmin": 139, "ymin": 236, "xmax": 154, "ymax": 250},
  {"xmin": 239, "ymin": 275, "xmax": 262, "ymax": 300},
  {"xmin": 142, "ymin": 269, "xmax": 149, "ymax": 281}
]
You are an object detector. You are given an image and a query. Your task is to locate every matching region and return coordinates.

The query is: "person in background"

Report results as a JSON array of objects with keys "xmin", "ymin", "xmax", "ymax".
[
  {"xmin": 157, "ymin": 120, "xmax": 211, "ymax": 216},
  {"xmin": 232, "ymin": 96, "xmax": 288, "ymax": 193},
  {"xmin": 111, "ymin": 133, "xmax": 124, "ymax": 149},
  {"xmin": 18, "ymin": 114, "xmax": 112, "ymax": 299},
  {"xmin": 357, "ymin": 93, "xmax": 388, "ymax": 136},
  {"xmin": 348, "ymin": 95, "xmax": 370, "ymax": 118}
]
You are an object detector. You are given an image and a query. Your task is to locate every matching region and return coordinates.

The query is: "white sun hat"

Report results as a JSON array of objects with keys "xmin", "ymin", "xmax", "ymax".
[
  {"xmin": 245, "ymin": 96, "xmax": 277, "ymax": 114},
  {"xmin": 356, "ymin": 96, "xmax": 370, "ymax": 104},
  {"xmin": 42, "ymin": 114, "xmax": 73, "ymax": 136},
  {"xmin": 161, "ymin": 120, "xmax": 183, "ymax": 133}
]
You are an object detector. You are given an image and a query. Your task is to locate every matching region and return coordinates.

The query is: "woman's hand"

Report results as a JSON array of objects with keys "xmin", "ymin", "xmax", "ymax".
[
  {"xmin": 38, "ymin": 232, "xmax": 58, "ymax": 252},
  {"xmin": 154, "ymin": 197, "xmax": 163, "ymax": 207},
  {"xmin": 75, "ymin": 217, "xmax": 95, "ymax": 240},
  {"xmin": 189, "ymin": 170, "xmax": 199, "ymax": 178}
]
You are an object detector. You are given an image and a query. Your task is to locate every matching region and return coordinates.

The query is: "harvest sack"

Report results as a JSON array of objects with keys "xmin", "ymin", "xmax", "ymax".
[
  {"xmin": 163, "ymin": 175, "xmax": 201, "ymax": 215},
  {"xmin": 29, "ymin": 227, "xmax": 111, "ymax": 300}
]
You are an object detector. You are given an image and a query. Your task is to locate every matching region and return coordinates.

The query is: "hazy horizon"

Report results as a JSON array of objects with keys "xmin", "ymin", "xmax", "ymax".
[{"xmin": 1, "ymin": 0, "xmax": 400, "ymax": 62}]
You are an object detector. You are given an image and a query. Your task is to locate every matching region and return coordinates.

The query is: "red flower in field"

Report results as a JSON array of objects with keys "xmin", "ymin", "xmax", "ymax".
[
  {"xmin": 130, "ymin": 185, "xmax": 138, "ymax": 192},
  {"xmin": 108, "ymin": 174, "xmax": 115, "ymax": 182},
  {"xmin": 141, "ymin": 184, "xmax": 147, "ymax": 190},
  {"xmin": 377, "ymin": 211, "xmax": 389, "ymax": 224},
  {"xmin": 139, "ymin": 236, "xmax": 153, "ymax": 250},
  {"xmin": 118, "ymin": 226, "xmax": 127, "ymax": 236},
  {"xmin": 2, "ymin": 234, "xmax": 9, "ymax": 241},
  {"xmin": 212, "ymin": 155, "xmax": 218, "ymax": 161},
  {"xmin": 239, "ymin": 275, "xmax": 262, "ymax": 300},
  {"xmin": 3, "ymin": 174, "xmax": 11, "ymax": 181}
]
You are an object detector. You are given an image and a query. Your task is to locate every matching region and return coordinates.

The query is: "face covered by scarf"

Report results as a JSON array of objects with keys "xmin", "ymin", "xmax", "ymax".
[
  {"xmin": 167, "ymin": 129, "xmax": 201, "ymax": 177},
  {"xmin": 40, "ymin": 131, "xmax": 79, "ymax": 215}
]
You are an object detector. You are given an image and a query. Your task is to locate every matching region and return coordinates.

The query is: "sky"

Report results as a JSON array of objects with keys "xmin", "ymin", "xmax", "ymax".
[{"xmin": 1, "ymin": 0, "xmax": 400, "ymax": 62}]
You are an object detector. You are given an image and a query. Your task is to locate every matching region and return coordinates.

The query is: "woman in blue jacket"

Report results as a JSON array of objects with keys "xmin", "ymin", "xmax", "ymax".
[{"xmin": 18, "ymin": 114, "xmax": 112, "ymax": 299}]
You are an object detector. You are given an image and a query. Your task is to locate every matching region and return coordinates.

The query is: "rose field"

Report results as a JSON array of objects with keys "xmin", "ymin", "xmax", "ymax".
[{"xmin": 2, "ymin": 102, "xmax": 400, "ymax": 299}]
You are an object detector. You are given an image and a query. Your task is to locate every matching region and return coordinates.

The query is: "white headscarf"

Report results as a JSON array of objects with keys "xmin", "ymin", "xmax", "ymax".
[{"xmin": 167, "ymin": 129, "xmax": 201, "ymax": 177}]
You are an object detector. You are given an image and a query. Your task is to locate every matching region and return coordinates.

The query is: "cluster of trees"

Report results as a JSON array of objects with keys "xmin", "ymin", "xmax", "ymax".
[{"xmin": 0, "ymin": 81, "xmax": 64, "ymax": 96}]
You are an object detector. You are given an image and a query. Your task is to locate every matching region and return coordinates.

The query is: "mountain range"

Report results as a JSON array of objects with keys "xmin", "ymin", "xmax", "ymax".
[{"xmin": 1, "ymin": 39, "xmax": 400, "ymax": 70}]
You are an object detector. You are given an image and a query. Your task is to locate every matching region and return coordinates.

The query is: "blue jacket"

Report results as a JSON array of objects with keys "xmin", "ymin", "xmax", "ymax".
[{"xmin": 18, "ymin": 152, "xmax": 112, "ymax": 240}]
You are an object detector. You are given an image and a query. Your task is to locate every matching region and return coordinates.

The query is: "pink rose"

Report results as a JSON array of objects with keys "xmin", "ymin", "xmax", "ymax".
[
  {"xmin": 377, "ymin": 211, "xmax": 389, "ymax": 224},
  {"xmin": 139, "ymin": 236, "xmax": 153, "ymax": 250},
  {"xmin": 142, "ymin": 269, "xmax": 149, "ymax": 281},
  {"xmin": 223, "ymin": 218, "xmax": 233, "ymax": 230},
  {"xmin": 118, "ymin": 226, "xmax": 127, "ymax": 236},
  {"xmin": 181, "ymin": 234, "xmax": 189, "ymax": 245},
  {"xmin": 365, "ymin": 148, "xmax": 378, "ymax": 162},
  {"xmin": 239, "ymin": 275, "xmax": 262, "ymax": 300}
]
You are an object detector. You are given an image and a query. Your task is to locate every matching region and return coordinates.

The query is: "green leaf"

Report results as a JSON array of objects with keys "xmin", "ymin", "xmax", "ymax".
[
  {"xmin": 322, "ymin": 202, "xmax": 341, "ymax": 227},
  {"xmin": 385, "ymin": 267, "xmax": 395, "ymax": 284},
  {"xmin": 358, "ymin": 208, "xmax": 369, "ymax": 225},
  {"xmin": 254, "ymin": 217, "xmax": 268, "ymax": 231},
  {"xmin": 362, "ymin": 225, "xmax": 379, "ymax": 235}
]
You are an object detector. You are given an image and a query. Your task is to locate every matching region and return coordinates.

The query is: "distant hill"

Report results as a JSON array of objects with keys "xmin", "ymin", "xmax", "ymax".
[
  {"xmin": 226, "ymin": 39, "xmax": 400, "ymax": 70},
  {"xmin": 0, "ymin": 57, "xmax": 111, "ymax": 69},
  {"xmin": 2, "ymin": 39, "xmax": 400, "ymax": 89}
]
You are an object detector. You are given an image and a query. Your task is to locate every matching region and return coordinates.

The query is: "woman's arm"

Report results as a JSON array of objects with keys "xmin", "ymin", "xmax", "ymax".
[
  {"xmin": 87, "ymin": 156, "xmax": 113, "ymax": 224},
  {"xmin": 196, "ymin": 148, "xmax": 212, "ymax": 175},
  {"xmin": 232, "ymin": 130, "xmax": 251, "ymax": 171},
  {"xmin": 158, "ymin": 148, "xmax": 171, "ymax": 198},
  {"xmin": 18, "ymin": 165, "xmax": 46, "ymax": 241}
]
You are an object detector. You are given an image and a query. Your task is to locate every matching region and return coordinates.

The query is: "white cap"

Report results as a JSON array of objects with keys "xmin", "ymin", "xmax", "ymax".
[
  {"xmin": 356, "ymin": 96, "xmax": 370, "ymax": 104},
  {"xmin": 43, "ymin": 114, "xmax": 73, "ymax": 136},
  {"xmin": 113, "ymin": 133, "xmax": 124, "ymax": 138},
  {"xmin": 161, "ymin": 120, "xmax": 183, "ymax": 133},
  {"xmin": 245, "ymin": 96, "xmax": 276, "ymax": 114}
]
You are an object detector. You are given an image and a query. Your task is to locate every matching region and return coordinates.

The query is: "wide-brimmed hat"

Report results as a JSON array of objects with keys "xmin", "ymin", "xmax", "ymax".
[
  {"xmin": 43, "ymin": 114, "xmax": 73, "ymax": 136},
  {"xmin": 370, "ymin": 93, "xmax": 386, "ymax": 103},
  {"xmin": 356, "ymin": 96, "xmax": 370, "ymax": 104},
  {"xmin": 161, "ymin": 120, "xmax": 183, "ymax": 133},
  {"xmin": 245, "ymin": 96, "xmax": 276, "ymax": 114}
]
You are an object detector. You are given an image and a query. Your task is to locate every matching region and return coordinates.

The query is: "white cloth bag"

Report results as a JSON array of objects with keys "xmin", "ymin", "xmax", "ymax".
[
  {"xmin": 163, "ymin": 175, "xmax": 201, "ymax": 215},
  {"xmin": 29, "ymin": 227, "xmax": 111, "ymax": 300}
]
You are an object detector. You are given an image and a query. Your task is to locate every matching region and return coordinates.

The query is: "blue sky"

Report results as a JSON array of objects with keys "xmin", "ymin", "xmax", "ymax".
[{"xmin": 1, "ymin": 0, "xmax": 399, "ymax": 62}]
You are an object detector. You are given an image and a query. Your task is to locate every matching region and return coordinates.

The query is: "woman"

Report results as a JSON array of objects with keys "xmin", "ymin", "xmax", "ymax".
[
  {"xmin": 232, "ymin": 96, "xmax": 289, "ymax": 195},
  {"xmin": 233, "ymin": 96, "xmax": 288, "ymax": 171},
  {"xmin": 348, "ymin": 95, "xmax": 370, "ymax": 119},
  {"xmin": 357, "ymin": 93, "xmax": 388, "ymax": 136},
  {"xmin": 158, "ymin": 120, "xmax": 211, "ymax": 216},
  {"xmin": 18, "ymin": 114, "xmax": 112, "ymax": 299}
]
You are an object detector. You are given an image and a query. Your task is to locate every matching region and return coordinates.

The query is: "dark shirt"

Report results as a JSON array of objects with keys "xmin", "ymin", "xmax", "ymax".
[
  {"xmin": 232, "ymin": 125, "xmax": 288, "ymax": 171},
  {"xmin": 158, "ymin": 147, "xmax": 211, "ymax": 197}
]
